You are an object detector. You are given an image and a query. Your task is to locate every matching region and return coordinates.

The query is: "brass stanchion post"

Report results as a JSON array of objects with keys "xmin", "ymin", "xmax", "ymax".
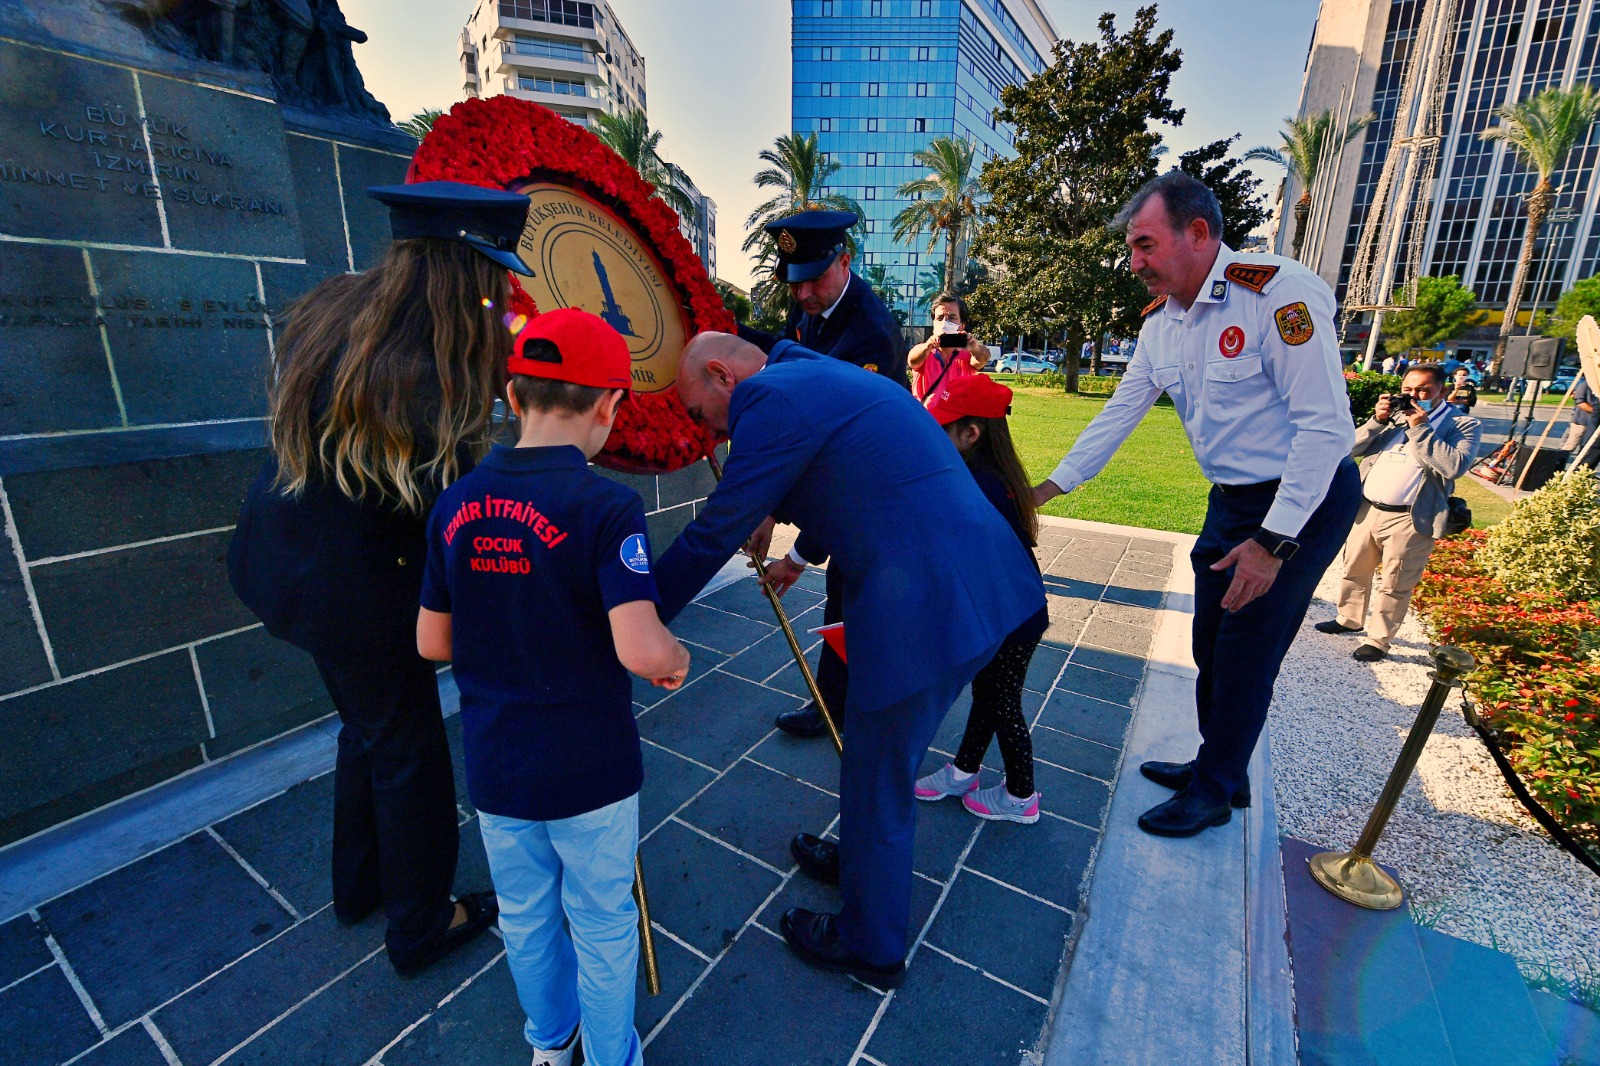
[
  {"xmin": 633, "ymin": 855, "xmax": 661, "ymax": 995},
  {"xmin": 705, "ymin": 454, "xmax": 843, "ymax": 758},
  {"xmin": 1308, "ymin": 645, "xmax": 1476, "ymax": 909}
]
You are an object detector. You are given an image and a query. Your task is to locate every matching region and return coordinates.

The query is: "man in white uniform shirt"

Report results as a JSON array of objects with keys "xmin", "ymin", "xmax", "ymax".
[
  {"xmin": 1316, "ymin": 366, "xmax": 1480, "ymax": 661},
  {"xmin": 1034, "ymin": 172, "xmax": 1361, "ymax": 838}
]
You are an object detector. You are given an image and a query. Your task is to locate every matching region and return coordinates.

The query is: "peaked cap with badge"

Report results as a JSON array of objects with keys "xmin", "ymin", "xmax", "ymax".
[
  {"xmin": 765, "ymin": 209, "xmax": 858, "ymax": 283},
  {"xmin": 367, "ymin": 181, "xmax": 535, "ymax": 276}
]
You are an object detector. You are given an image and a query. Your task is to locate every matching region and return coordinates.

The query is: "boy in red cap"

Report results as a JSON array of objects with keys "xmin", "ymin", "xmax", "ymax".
[
  {"xmin": 917, "ymin": 375, "xmax": 1049, "ymax": 823},
  {"xmin": 416, "ymin": 308, "xmax": 689, "ymax": 1066}
]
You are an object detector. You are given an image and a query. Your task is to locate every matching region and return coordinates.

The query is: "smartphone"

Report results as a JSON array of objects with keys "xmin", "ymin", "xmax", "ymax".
[{"xmin": 938, "ymin": 332, "xmax": 969, "ymax": 348}]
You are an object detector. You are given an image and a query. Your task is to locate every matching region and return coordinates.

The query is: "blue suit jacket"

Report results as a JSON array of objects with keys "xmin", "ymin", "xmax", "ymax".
[{"xmin": 654, "ymin": 342, "xmax": 1045, "ymax": 711}]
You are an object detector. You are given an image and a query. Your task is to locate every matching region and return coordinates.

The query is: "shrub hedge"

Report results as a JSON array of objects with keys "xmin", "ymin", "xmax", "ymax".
[{"xmin": 1343, "ymin": 370, "xmax": 1402, "ymax": 424}]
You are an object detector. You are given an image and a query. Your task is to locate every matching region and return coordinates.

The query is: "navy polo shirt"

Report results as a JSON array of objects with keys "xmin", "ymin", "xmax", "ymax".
[{"xmin": 421, "ymin": 444, "xmax": 657, "ymax": 822}]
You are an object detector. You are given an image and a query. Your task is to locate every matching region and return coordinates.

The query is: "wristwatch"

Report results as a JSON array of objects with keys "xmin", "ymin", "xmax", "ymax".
[{"xmin": 1251, "ymin": 528, "xmax": 1300, "ymax": 561}]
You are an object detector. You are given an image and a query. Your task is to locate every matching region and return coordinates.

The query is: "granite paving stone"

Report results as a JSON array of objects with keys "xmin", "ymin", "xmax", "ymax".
[
  {"xmin": 1102, "ymin": 581, "xmax": 1165, "ymax": 610},
  {"xmin": 1127, "ymin": 537, "xmax": 1175, "ymax": 554},
  {"xmin": 925, "ymin": 870, "xmax": 1074, "ymax": 999},
  {"xmin": 640, "ymin": 743, "xmax": 719, "ymax": 835},
  {"xmin": 745, "ymin": 729, "xmax": 841, "ymax": 796},
  {"xmin": 1035, "ymin": 689, "xmax": 1135, "ymax": 747},
  {"xmin": 152, "ymin": 910, "xmax": 385, "ymax": 1066},
  {"xmin": 633, "ymin": 932, "xmax": 708, "ymax": 1038},
  {"xmin": 667, "ymin": 604, "xmax": 774, "ymax": 655},
  {"xmin": 1088, "ymin": 601, "xmax": 1162, "ymax": 629},
  {"xmin": 214, "ymin": 773, "xmax": 336, "ymax": 916},
  {"xmin": 1045, "ymin": 555, "xmax": 1118, "ymax": 583},
  {"xmin": 755, "ymin": 869, "xmax": 942, "ymax": 945},
  {"xmin": 929, "ymin": 690, "xmax": 1045, "ymax": 772},
  {"xmin": 39, "ymin": 832, "xmax": 294, "ymax": 1027},
  {"xmin": 637, "ymin": 671, "xmax": 799, "ymax": 771},
  {"xmin": 764, "ymin": 644, "xmax": 827, "ymax": 699},
  {"xmin": 1079, "ymin": 617, "xmax": 1156, "ymax": 656},
  {"xmin": 1029, "ymin": 725, "xmax": 1121, "ymax": 782},
  {"xmin": 0, "ymin": 964, "xmax": 103, "ymax": 1066},
  {"xmin": 637, "ymin": 821, "xmax": 782, "ymax": 957},
  {"xmin": 696, "ymin": 578, "xmax": 823, "ymax": 623},
  {"xmin": 1024, "ymin": 644, "xmax": 1069, "ymax": 694},
  {"xmin": 866, "ymin": 948, "xmax": 1050, "ymax": 1066},
  {"xmin": 680, "ymin": 759, "xmax": 837, "ymax": 871},
  {"xmin": 964, "ymin": 814, "xmax": 1098, "ymax": 910},
  {"xmin": 910, "ymin": 792, "xmax": 981, "ymax": 881},
  {"xmin": 719, "ymin": 628, "xmax": 821, "ymax": 684},
  {"xmin": 444, "ymin": 711, "xmax": 474, "ymax": 815},
  {"xmin": 1029, "ymin": 761, "xmax": 1113, "ymax": 827},
  {"xmin": 643, "ymin": 929, "xmax": 880, "ymax": 1066},
  {"xmin": 1068, "ymin": 643, "xmax": 1147, "ymax": 680},
  {"xmin": 0, "ymin": 913, "xmax": 51, "ymax": 988},
  {"xmin": 631, "ymin": 646, "xmax": 730, "ymax": 710},
  {"xmin": 376, "ymin": 957, "xmax": 528, "ymax": 1065},
  {"xmin": 1058, "ymin": 663, "xmax": 1141, "ymax": 707},
  {"xmin": 72, "ymin": 1024, "xmax": 173, "ymax": 1066},
  {"xmin": 1039, "ymin": 611, "xmax": 1087, "ymax": 652},
  {"xmin": 1040, "ymin": 575, "xmax": 1105, "ymax": 610}
]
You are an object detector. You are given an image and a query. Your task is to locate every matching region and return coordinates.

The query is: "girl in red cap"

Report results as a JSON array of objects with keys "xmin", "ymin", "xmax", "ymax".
[{"xmin": 917, "ymin": 375, "xmax": 1048, "ymax": 822}]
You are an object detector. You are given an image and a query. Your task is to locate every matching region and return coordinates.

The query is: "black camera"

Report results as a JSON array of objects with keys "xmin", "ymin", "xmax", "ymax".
[
  {"xmin": 938, "ymin": 332, "xmax": 969, "ymax": 349},
  {"xmin": 1390, "ymin": 394, "xmax": 1415, "ymax": 415}
]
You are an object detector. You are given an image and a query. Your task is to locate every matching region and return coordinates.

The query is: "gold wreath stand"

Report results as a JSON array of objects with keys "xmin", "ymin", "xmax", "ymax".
[{"xmin": 1308, "ymin": 645, "xmax": 1476, "ymax": 910}]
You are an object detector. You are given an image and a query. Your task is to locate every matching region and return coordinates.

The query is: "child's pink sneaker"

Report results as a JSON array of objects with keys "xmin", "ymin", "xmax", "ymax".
[
  {"xmin": 914, "ymin": 763, "xmax": 979, "ymax": 801},
  {"xmin": 963, "ymin": 782, "xmax": 1040, "ymax": 824}
]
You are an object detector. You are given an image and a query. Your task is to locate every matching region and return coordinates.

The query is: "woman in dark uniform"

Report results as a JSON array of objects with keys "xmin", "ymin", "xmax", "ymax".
[{"xmin": 229, "ymin": 182, "xmax": 533, "ymax": 974}]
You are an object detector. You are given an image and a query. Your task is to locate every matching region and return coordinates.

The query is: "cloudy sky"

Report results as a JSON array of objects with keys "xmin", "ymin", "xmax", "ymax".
[{"xmin": 340, "ymin": 0, "xmax": 1322, "ymax": 288}]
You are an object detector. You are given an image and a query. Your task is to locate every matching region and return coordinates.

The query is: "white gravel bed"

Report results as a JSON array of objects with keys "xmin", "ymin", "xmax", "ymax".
[{"xmin": 1270, "ymin": 566, "xmax": 1600, "ymax": 986}]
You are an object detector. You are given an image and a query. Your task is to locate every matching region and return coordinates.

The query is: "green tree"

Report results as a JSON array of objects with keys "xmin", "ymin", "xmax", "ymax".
[
  {"xmin": 860, "ymin": 263, "xmax": 908, "ymax": 325},
  {"xmin": 592, "ymin": 108, "xmax": 700, "ymax": 223},
  {"xmin": 892, "ymin": 136, "xmax": 984, "ymax": 294},
  {"xmin": 1243, "ymin": 109, "xmax": 1375, "ymax": 260},
  {"xmin": 1381, "ymin": 275, "xmax": 1480, "ymax": 356},
  {"xmin": 399, "ymin": 108, "xmax": 444, "ymax": 142},
  {"xmin": 743, "ymin": 132, "xmax": 865, "ymax": 316},
  {"xmin": 1178, "ymin": 135, "xmax": 1268, "ymax": 249},
  {"xmin": 1480, "ymin": 84, "xmax": 1600, "ymax": 374},
  {"xmin": 714, "ymin": 279, "xmax": 752, "ymax": 325},
  {"xmin": 972, "ymin": 5, "xmax": 1182, "ymax": 393},
  {"xmin": 1542, "ymin": 274, "xmax": 1600, "ymax": 345}
]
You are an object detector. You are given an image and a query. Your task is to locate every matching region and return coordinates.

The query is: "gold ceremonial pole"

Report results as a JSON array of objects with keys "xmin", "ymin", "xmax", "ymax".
[
  {"xmin": 633, "ymin": 855, "xmax": 661, "ymax": 995},
  {"xmin": 705, "ymin": 453, "xmax": 844, "ymax": 758},
  {"xmin": 1308, "ymin": 645, "xmax": 1476, "ymax": 909}
]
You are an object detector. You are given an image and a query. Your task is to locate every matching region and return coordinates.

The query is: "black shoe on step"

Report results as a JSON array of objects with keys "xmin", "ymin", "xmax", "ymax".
[
  {"xmin": 1137, "ymin": 786, "xmax": 1233, "ymax": 838},
  {"xmin": 1138, "ymin": 760, "xmax": 1251, "ymax": 808},
  {"xmin": 791, "ymin": 833, "xmax": 840, "ymax": 885},
  {"xmin": 1352, "ymin": 643, "xmax": 1388, "ymax": 662},
  {"xmin": 776, "ymin": 703, "xmax": 830, "ymax": 739},
  {"xmin": 390, "ymin": 891, "xmax": 499, "ymax": 977},
  {"xmin": 1315, "ymin": 618, "xmax": 1363, "ymax": 635},
  {"xmin": 780, "ymin": 907, "xmax": 905, "ymax": 989}
]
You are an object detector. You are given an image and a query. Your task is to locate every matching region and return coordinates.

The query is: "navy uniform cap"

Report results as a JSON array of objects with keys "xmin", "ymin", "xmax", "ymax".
[
  {"xmin": 366, "ymin": 181, "xmax": 535, "ymax": 276},
  {"xmin": 764, "ymin": 209, "xmax": 858, "ymax": 283}
]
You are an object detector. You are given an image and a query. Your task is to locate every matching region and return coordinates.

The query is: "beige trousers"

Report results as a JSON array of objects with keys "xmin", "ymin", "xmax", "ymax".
[{"xmin": 1334, "ymin": 502, "xmax": 1436, "ymax": 651}]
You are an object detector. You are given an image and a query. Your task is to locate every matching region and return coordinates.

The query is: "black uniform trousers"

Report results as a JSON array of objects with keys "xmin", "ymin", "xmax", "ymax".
[
  {"xmin": 1189, "ymin": 460, "xmax": 1361, "ymax": 800},
  {"xmin": 314, "ymin": 647, "xmax": 459, "ymax": 966},
  {"xmin": 815, "ymin": 563, "xmax": 848, "ymax": 728}
]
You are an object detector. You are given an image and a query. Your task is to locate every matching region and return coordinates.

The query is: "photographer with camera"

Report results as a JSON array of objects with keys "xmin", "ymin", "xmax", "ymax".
[
  {"xmin": 1315, "ymin": 365, "xmax": 1481, "ymax": 661},
  {"xmin": 909, "ymin": 293, "xmax": 991, "ymax": 402}
]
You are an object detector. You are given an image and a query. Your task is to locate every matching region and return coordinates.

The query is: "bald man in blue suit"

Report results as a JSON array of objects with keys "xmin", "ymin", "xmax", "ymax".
[{"xmin": 655, "ymin": 332, "xmax": 1045, "ymax": 987}]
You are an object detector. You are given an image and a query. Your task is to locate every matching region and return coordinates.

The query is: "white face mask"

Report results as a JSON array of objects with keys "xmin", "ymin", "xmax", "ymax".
[{"xmin": 936, "ymin": 317, "xmax": 963, "ymax": 335}]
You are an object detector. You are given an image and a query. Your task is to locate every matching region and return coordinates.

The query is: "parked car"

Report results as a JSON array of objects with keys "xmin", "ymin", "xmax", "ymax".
[
  {"xmin": 987, "ymin": 354, "xmax": 1055, "ymax": 375},
  {"xmin": 1547, "ymin": 366, "xmax": 1579, "ymax": 394}
]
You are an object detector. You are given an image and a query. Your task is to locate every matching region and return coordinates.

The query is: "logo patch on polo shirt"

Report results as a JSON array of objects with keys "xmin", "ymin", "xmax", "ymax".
[
  {"xmin": 621, "ymin": 534, "xmax": 651, "ymax": 574},
  {"xmin": 1275, "ymin": 302, "xmax": 1315, "ymax": 346}
]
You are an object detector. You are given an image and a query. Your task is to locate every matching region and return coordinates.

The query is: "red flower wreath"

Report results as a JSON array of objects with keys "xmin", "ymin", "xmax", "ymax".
[{"xmin": 408, "ymin": 95, "xmax": 733, "ymax": 474}]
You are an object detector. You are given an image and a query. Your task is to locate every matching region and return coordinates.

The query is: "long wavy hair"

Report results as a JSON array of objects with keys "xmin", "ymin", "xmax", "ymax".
[
  {"xmin": 951, "ymin": 415, "xmax": 1039, "ymax": 546},
  {"xmin": 268, "ymin": 239, "xmax": 511, "ymax": 513}
]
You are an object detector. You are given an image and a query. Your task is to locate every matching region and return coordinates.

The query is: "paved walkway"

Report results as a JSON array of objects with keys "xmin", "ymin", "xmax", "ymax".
[{"xmin": 0, "ymin": 518, "xmax": 1179, "ymax": 1066}]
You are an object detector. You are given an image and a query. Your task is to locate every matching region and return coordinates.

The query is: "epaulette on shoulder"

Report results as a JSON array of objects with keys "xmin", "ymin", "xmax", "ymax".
[
  {"xmin": 1141, "ymin": 295, "xmax": 1168, "ymax": 317},
  {"xmin": 1223, "ymin": 262, "xmax": 1279, "ymax": 294}
]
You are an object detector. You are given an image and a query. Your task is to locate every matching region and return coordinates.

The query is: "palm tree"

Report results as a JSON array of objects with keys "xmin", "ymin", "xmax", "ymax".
[
  {"xmin": 861, "ymin": 262, "xmax": 899, "ymax": 309},
  {"xmin": 399, "ymin": 108, "xmax": 444, "ymax": 142},
  {"xmin": 592, "ymin": 108, "xmax": 700, "ymax": 224},
  {"xmin": 1480, "ymin": 84, "xmax": 1600, "ymax": 374},
  {"xmin": 892, "ymin": 136, "xmax": 984, "ymax": 295},
  {"xmin": 743, "ymin": 132, "xmax": 864, "ymax": 312},
  {"xmin": 1244, "ymin": 109, "xmax": 1375, "ymax": 260}
]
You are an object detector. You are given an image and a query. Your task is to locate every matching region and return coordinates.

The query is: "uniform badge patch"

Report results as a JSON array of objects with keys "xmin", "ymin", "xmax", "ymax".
[
  {"xmin": 621, "ymin": 534, "xmax": 651, "ymax": 574},
  {"xmin": 1274, "ymin": 302, "xmax": 1315, "ymax": 346},
  {"xmin": 777, "ymin": 230, "xmax": 798, "ymax": 255},
  {"xmin": 1141, "ymin": 295, "xmax": 1169, "ymax": 317},
  {"xmin": 1223, "ymin": 263, "xmax": 1279, "ymax": 293},
  {"xmin": 1219, "ymin": 326, "xmax": 1246, "ymax": 358},
  {"xmin": 1210, "ymin": 280, "xmax": 1228, "ymax": 301},
  {"xmin": 863, "ymin": 363, "xmax": 878, "ymax": 373}
]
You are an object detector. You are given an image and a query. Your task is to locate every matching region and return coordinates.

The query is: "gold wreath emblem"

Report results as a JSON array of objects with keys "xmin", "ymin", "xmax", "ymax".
[{"xmin": 777, "ymin": 230, "xmax": 798, "ymax": 255}]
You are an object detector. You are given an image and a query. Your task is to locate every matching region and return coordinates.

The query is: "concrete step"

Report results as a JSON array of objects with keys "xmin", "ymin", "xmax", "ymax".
[
  {"xmin": 1530, "ymin": 989, "xmax": 1600, "ymax": 1066},
  {"xmin": 1281, "ymin": 838, "xmax": 1455, "ymax": 1066},
  {"xmin": 1413, "ymin": 926, "xmax": 1556, "ymax": 1066}
]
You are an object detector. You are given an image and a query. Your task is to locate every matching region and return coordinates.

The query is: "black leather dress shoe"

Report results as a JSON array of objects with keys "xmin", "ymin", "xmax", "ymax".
[
  {"xmin": 780, "ymin": 908, "xmax": 905, "ymax": 989},
  {"xmin": 1137, "ymin": 786, "xmax": 1233, "ymax": 838},
  {"xmin": 1139, "ymin": 760, "xmax": 1251, "ymax": 808},
  {"xmin": 333, "ymin": 898, "xmax": 380, "ymax": 927},
  {"xmin": 776, "ymin": 703, "xmax": 836, "ymax": 739},
  {"xmin": 1352, "ymin": 644, "xmax": 1387, "ymax": 662},
  {"xmin": 791, "ymin": 833, "xmax": 840, "ymax": 885},
  {"xmin": 1315, "ymin": 618, "xmax": 1363, "ymax": 635},
  {"xmin": 390, "ymin": 891, "xmax": 499, "ymax": 976}
]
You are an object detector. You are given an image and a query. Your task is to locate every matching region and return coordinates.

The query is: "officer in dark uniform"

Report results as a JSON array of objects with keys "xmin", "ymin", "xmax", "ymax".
[
  {"xmin": 738, "ymin": 209, "xmax": 905, "ymax": 740},
  {"xmin": 228, "ymin": 181, "xmax": 532, "ymax": 974}
]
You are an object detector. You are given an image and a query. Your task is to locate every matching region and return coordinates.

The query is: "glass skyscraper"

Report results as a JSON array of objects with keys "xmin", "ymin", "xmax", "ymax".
[{"xmin": 791, "ymin": 0, "xmax": 1056, "ymax": 317}]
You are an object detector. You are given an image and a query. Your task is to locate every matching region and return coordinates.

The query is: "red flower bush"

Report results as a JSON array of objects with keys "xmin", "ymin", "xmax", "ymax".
[
  {"xmin": 409, "ymin": 95, "xmax": 733, "ymax": 474},
  {"xmin": 1414, "ymin": 530, "xmax": 1600, "ymax": 842}
]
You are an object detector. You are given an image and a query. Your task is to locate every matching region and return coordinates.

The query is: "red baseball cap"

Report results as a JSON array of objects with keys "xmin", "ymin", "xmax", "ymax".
[
  {"xmin": 925, "ymin": 374, "xmax": 1013, "ymax": 425},
  {"xmin": 508, "ymin": 308, "xmax": 632, "ymax": 389}
]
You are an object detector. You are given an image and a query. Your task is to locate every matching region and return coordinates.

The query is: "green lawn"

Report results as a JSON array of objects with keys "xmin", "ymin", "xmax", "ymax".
[{"xmin": 1008, "ymin": 386, "xmax": 1209, "ymax": 534}]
